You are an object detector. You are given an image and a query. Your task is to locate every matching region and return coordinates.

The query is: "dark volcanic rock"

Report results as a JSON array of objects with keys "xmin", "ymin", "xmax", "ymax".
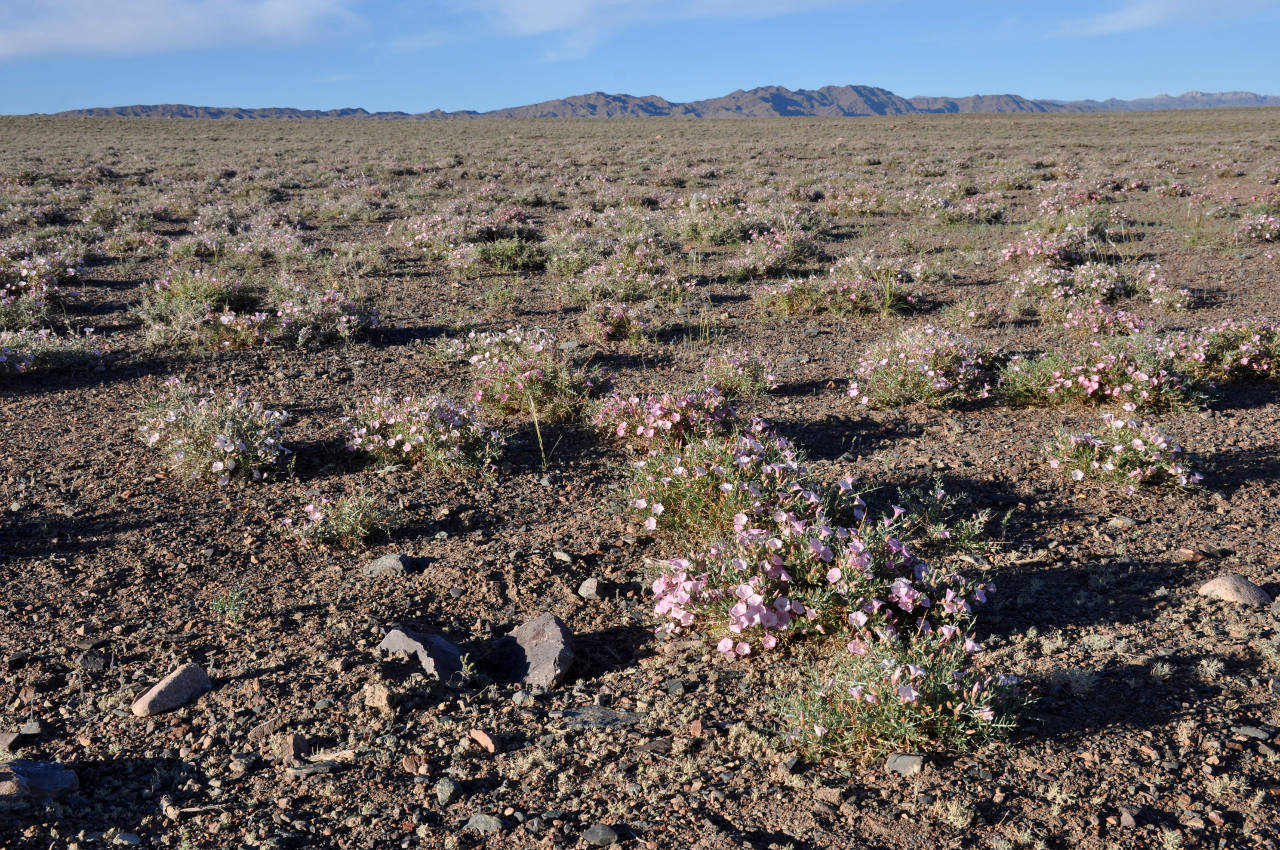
[{"xmin": 492, "ymin": 613, "xmax": 574, "ymax": 689}]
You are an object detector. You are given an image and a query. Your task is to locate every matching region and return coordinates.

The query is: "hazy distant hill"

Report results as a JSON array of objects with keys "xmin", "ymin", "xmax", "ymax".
[{"xmin": 48, "ymin": 86, "xmax": 1280, "ymax": 119}]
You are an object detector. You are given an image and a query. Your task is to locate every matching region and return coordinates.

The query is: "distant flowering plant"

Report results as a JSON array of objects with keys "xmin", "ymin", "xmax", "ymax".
[
  {"xmin": 594, "ymin": 387, "xmax": 736, "ymax": 450},
  {"xmin": 701, "ymin": 349, "xmax": 778, "ymax": 398},
  {"xmin": 848, "ymin": 325, "xmax": 991, "ymax": 408},
  {"xmin": 138, "ymin": 271, "xmax": 373, "ymax": 350},
  {"xmin": 138, "ymin": 378, "xmax": 290, "ymax": 486},
  {"xmin": 283, "ymin": 490, "xmax": 389, "ymax": 549},
  {"xmin": 576, "ymin": 234, "xmax": 684, "ymax": 302},
  {"xmin": 581, "ymin": 301, "xmax": 648, "ymax": 343},
  {"xmin": 465, "ymin": 326, "xmax": 595, "ymax": 421},
  {"xmin": 1238, "ymin": 213, "xmax": 1280, "ymax": 242},
  {"xmin": 0, "ymin": 236, "xmax": 85, "ymax": 329},
  {"xmin": 727, "ymin": 227, "xmax": 821, "ymax": 281},
  {"xmin": 345, "ymin": 394, "xmax": 503, "ymax": 471},
  {"xmin": 1060, "ymin": 302, "xmax": 1147, "ymax": 336},
  {"xmin": 1048, "ymin": 413, "xmax": 1202, "ymax": 488},
  {"xmin": 0, "ymin": 328, "xmax": 100, "ymax": 376}
]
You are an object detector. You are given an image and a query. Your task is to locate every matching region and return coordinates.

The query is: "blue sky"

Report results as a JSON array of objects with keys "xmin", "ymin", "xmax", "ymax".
[{"xmin": 2, "ymin": 1, "xmax": 1279, "ymax": 113}]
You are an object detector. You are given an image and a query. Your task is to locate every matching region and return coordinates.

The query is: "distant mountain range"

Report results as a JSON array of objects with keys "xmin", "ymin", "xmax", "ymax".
[{"xmin": 48, "ymin": 85, "xmax": 1280, "ymax": 120}]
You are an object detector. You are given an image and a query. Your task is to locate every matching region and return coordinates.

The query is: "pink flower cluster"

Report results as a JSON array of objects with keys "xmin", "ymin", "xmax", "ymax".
[
  {"xmin": 848, "ymin": 325, "xmax": 990, "ymax": 408},
  {"xmin": 594, "ymin": 387, "xmax": 736, "ymax": 449},
  {"xmin": 345, "ymin": 394, "xmax": 503, "ymax": 470},
  {"xmin": 1049, "ymin": 413, "xmax": 1202, "ymax": 488}
]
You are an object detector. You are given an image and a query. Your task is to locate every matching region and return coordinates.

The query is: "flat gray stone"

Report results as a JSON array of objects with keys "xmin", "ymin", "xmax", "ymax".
[
  {"xmin": 377, "ymin": 628, "xmax": 464, "ymax": 682},
  {"xmin": 131, "ymin": 662, "xmax": 212, "ymax": 717},
  {"xmin": 583, "ymin": 823, "xmax": 619, "ymax": 846},
  {"xmin": 885, "ymin": 753, "xmax": 924, "ymax": 777},
  {"xmin": 1198, "ymin": 574, "xmax": 1271, "ymax": 607},
  {"xmin": 363, "ymin": 553, "xmax": 411, "ymax": 578},
  {"xmin": 558, "ymin": 706, "xmax": 640, "ymax": 731},
  {"xmin": 286, "ymin": 760, "xmax": 337, "ymax": 778},
  {"xmin": 577, "ymin": 577, "xmax": 601, "ymax": 600},
  {"xmin": 435, "ymin": 777, "xmax": 460, "ymax": 806},
  {"xmin": 0, "ymin": 759, "xmax": 78, "ymax": 801},
  {"xmin": 465, "ymin": 813, "xmax": 502, "ymax": 834},
  {"xmin": 493, "ymin": 613, "xmax": 574, "ymax": 689}
]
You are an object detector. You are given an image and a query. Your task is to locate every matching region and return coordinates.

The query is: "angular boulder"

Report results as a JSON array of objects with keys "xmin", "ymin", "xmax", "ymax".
[
  {"xmin": 492, "ymin": 613, "xmax": 574, "ymax": 689},
  {"xmin": 363, "ymin": 553, "xmax": 411, "ymax": 578},
  {"xmin": 131, "ymin": 662, "xmax": 212, "ymax": 717},
  {"xmin": 1198, "ymin": 574, "xmax": 1271, "ymax": 607},
  {"xmin": 377, "ymin": 628, "xmax": 464, "ymax": 682},
  {"xmin": 0, "ymin": 759, "xmax": 78, "ymax": 802}
]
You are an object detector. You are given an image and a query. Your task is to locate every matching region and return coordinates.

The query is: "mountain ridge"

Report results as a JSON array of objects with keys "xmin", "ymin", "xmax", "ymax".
[{"xmin": 43, "ymin": 85, "xmax": 1280, "ymax": 119}]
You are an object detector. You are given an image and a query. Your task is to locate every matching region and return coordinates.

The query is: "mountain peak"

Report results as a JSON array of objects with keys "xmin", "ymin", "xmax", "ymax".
[{"xmin": 48, "ymin": 85, "xmax": 1280, "ymax": 120}]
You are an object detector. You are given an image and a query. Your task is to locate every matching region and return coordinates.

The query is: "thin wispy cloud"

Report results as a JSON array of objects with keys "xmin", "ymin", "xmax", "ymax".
[
  {"xmin": 401, "ymin": 0, "xmax": 882, "ymax": 61},
  {"xmin": 0, "ymin": 0, "xmax": 357, "ymax": 60},
  {"xmin": 1056, "ymin": 0, "xmax": 1273, "ymax": 36}
]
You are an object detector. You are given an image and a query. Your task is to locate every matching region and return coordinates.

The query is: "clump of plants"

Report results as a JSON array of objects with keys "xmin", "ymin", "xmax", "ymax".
[
  {"xmin": 0, "ymin": 328, "xmax": 100, "ymax": 376},
  {"xmin": 1237, "ymin": 213, "xmax": 1280, "ymax": 243},
  {"xmin": 345, "ymin": 394, "xmax": 503, "ymax": 471},
  {"xmin": 848, "ymin": 325, "xmax": 991, "ymax": 408},
  {"xmin": 727, "ymin": 227, "xmax": 821, "ymax": 281},
  {"xmin": 1160, "ymin": 318, "xmax": 1280, "ymax": 384},
  {"xmin": 594, "ymin": 387, "xmax": 736, "ymax": 450},
  {"xmin": 283, "ymin": 491, "xmax": 390, "ymax": 548},
  {"xmin": 0, "ymin": 237, "xmax": 85, "ymax": 329},
  {"xmin": 138, "ymin": 378, "xmax": 290, "ymax": 485},
  {"xmin": 629, "ymin": 406, "xmax": 1010, "ymax": 758},
  {"xmin": 996, "ymin": 339, "xmax": 1197, "ymax": 411},
  {"xmin": 137, "ymin": 270, "xmax": 374, "ymax": 350},
  {"xmin": 581, "ymin": 301, "xmax": 649, "ymax": 343},
  {"xmin": 575, "ymin": 235, "xmax": 683, "ymax": 302},
  {"xmin": 701, "ymin": 349, "xmax": 777, "ymax": 398},
  {"xmin": 1048, "ymin": 413, "xmax": 1201, "ymax": 488},
  {"xmin": 465, "ymin": 327, "xmax": 596, "ymax": 422}
]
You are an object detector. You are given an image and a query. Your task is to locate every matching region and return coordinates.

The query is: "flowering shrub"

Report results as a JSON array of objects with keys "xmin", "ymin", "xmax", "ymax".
[
  {"xmin": 1139, "ymin": 264, "xmax": 1193, "ymax": 311},
  {"xmin": 0, "ymin": 328, "xmax": 100, "ymax": 376},
  {"xmin": 1011, "ymin": 261, "xmax": 1133, "ymax": 305},
  {"xmin": 677, "ymin": 194, "xmax": 768, "ymax": 246},
  {"xmin": 136, "ymin": 270, "xmax": 252, "ymax": 348},
  {"xmin": 1001, "ymin": 227, "xmax": 1096, "ymax": 269},
  {"xmin": 848, "ymin": 325, "xmax": 991, "ymax": 408},
  {"xmin": 933, "ymin": 194, "xmax": 1005, "ymax": 225},
  {"xmin": 466, "ymin": 327, "xmax": 595, "ymax": 421},
  {"xmin": 1060, "ymin": 303, "xmax": 1147, "ymax": 336},
  {"xmin": 781, "ymin": 643, "xmax": 1012, "ymax": 759},
  {"xmin": 756, "ymin": 256, "xmax": 917, "ymax": 318},
  {"xmin": 0, "ymin": 238, "xmax": 85, "ymax": 329},
  {"xmin": 997, "ymin": 340, "xmax": 1196, "ymax": 411},
  {"xmin": 138, "ymin": 378, "xmax": 290, "ymax": 486},
  {"xmin": 594, "ymin": 387, "xmax": 736, "ymax": 450},
  {"xmin": 580, "ymin": 301, "xmax": 648, "ymax": 343},
  {"xmin": 1160, "ymin": 318, "xmax": 1280, "ymax": 383},
  {"xmin": 1048, "ymin": 414, "xmax": 1201, "ymax": 488},
  {"xmin": 633, "ymin": 413, "xmax": 1009, "ymax": 757},
  {"xmin": 575, "ymin": 234, "xmax": 683, "ymax": 302},
  {"xmin": 701, "ymin": 349, "xmax": 778, "ymax": 398},
  {"xmin": 268, "ymin": 282, "xmax": 377, "ymax": 348},
  {"xmin": 283, "ymin": 491, "xmax": 389, "ymax": 549},
  {"xmin": 627, "ymin": 419, "xmax": 810, "ymax": 539},
  {"xmin": 727, "ymin": 227, "xmax": 821, "ymax": 281},
  {"xmin": 1238, "ymin": 213, "xmax": 1280, "ymax": 242},
  {"xmin": 345, "ymin": 394, "xmax": 503, "ymax": 471},
  {"xmin": 138, "ymin": 272, "xmax": 373, "ymax": 350}
]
